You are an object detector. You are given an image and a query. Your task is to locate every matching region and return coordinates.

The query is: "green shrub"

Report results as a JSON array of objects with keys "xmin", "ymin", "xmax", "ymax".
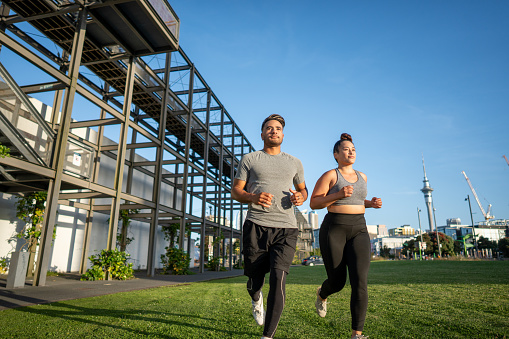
[
  {"xmin": 81, "ymin": 249, "xmax": 134, "ymax": 281},
  {"xmin": 0, "ymin": 257, "xmax": 7, "ymax": 274},
  {"xmin": 160, "ymin": 247, "xmax": 192, "ymax": 275},
  {"xmin": 0, "ymin": 143, "xmax": 9, "ymax": 158},
  {"xmin": 207, "ymin": 256, "xmax": 226, "ymax": 271}
]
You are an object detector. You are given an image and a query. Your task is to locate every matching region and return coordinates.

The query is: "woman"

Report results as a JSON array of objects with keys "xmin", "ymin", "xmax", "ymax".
[{"xmin": 310, "ymin": 133, "xmax": 382, "ymax": 339}]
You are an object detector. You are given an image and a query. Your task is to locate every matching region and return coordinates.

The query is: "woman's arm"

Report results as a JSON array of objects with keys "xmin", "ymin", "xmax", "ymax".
[
  {"xmin": 365, "ymin": 197, "xmax": 382, "ymax": 208},
  {"xmin": 310, "ymin": 170, "xmax": 352, "ymax": 210}
]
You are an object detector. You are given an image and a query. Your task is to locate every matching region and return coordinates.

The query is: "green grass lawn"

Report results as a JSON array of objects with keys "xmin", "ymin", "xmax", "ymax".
[{"xmin": 2, "ymin": 260, "xmax": 508, "ymax": 338}]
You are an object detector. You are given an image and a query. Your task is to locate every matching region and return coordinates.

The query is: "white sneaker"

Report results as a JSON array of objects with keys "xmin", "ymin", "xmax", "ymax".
[
  {"xmin": 252, "ymin": 293, "xmax": 264, "ymax": 326},
  {"xmin": 315, "ymin": 287, "xmax": 327, "ymax": 317}
]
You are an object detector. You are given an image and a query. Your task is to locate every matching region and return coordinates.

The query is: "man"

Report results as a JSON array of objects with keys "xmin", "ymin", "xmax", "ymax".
[{"xmin": 231, "ymin": 114, "xmax": 307, "ymax": 339}]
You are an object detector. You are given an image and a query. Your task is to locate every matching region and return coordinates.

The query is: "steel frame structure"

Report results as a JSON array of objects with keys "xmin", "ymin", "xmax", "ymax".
[{"xmin": 0, "ymin": 0, "xmax": 253, "ymax": 286}]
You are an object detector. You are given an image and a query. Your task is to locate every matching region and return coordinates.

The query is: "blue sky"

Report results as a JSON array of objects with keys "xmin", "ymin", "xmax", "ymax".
[
  {"xmin": 170, "ymin": 1, "xmax": 509, "ymax": 230},
  {"xmin": 1, "ymin": 1, "xmax": 507, "ymax": 232}
]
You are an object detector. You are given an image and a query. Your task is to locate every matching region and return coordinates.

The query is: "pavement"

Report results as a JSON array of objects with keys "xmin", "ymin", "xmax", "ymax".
[{"xmin": 0, "ymin": 268, "xmax": 244, "ymax": 311}]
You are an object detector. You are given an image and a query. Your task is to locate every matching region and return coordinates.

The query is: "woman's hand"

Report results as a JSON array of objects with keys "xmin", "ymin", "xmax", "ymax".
[
  {"xmin": 339, "ymin": 185, "xmax": 354, "ymax": 199},
  {"xmin": 369, "ymin": 197, "xmax": 382, "ymax": 208}
]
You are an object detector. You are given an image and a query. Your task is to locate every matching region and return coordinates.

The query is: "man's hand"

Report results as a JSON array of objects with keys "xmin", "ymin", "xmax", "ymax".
[
  {"xmin": 290, "ymin": 188, "xmax": 304, "ymax": 206},
  {"xmin": 254, "ymin": 192, "xmax": 274, "ymax": 208}
]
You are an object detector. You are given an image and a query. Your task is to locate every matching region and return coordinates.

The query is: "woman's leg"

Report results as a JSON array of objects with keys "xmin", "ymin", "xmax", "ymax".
[
  {"xmin": 345, "ymin": 225, "xmax": 371, "ymax": 332},
  {"xmin": 319, "ymin": 213, "xmax": 348, "ymax": 299}
]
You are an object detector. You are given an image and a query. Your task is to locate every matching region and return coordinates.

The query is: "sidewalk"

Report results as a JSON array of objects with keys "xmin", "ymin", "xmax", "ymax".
[{"xmin": 0, "ymin": 268, "xmax": 244, "ymax": 311}]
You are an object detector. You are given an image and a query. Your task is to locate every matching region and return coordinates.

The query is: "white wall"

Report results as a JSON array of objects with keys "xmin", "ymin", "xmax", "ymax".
[{"xmin": 0, "ymin": 101, "xmax": 182, "ymax": 272}]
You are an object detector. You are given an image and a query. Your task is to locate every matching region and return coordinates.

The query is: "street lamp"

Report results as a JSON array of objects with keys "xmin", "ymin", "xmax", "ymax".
[
  {"xmin": 432, "ymin": 204, "xmax": 442, "ymax": 258},
  {"xmin": 417, "ymin": 207, "xmax": 424, "ymax": 260},
  {"xmin": 465, "ymin": 195, "xmax": 478, "ymax": 255}
]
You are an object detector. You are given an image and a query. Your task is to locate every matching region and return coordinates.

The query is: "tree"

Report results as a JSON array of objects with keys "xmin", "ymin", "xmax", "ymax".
[
  {"xmin": 116, "ymin": 209, "xmax": 138, "ymax": 252},
  {"xmin": 453, "ymin": 240, "xmax": 463, "ymax": 254},
  {"xmin": 498, "ymin": 238, "xmax": 509, "ymax": 257},
  {"xmin": 402, "ymin": 239, "xmax": 416, "ymax": 257},
  {"xmin": 161, "ymin": 220, "xmax": 181, "ymax": 248},
  {"xmin": 477, "ymin": 236, "xmax": 497, "ymax": 250},
  {"xmin": 415, "ymin": 232, "xmax": 433, "ymax": 256},
  {"xmin": 15, "ymin": 191, "xmax": 50, "ymax": 277},
  {"xmin": 380, "ymin": 245, "xmax": 391, "ymax": 258},
  {"xmin": 428, "ymin": 232, "xmax": 454, "ymax": 257}
]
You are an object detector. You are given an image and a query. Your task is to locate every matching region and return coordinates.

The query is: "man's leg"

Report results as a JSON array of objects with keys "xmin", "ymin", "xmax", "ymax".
[
  {"xmin": 247, "ymin": 275, "xmax": 265, "ymax": 301},
  {"xmin": 248, "ymin": 275, "xmax": 266, "ymax": 326},
  {"xmin": 262, "ymin": 227, "xmax": 298, "ymax": 338},
  {"xmin": 262, "ymin": 268, "xmax": 287, "ymax": 339}
]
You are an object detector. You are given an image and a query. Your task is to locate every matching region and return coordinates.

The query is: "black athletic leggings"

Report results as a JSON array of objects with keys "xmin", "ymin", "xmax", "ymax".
[
  {"xmin": 247, "ymin": 268, "xmax": 286, "ymax": 338},
  {"xmin": 319, "ymin": 212, "xmax": 371, "ymax": 331}
]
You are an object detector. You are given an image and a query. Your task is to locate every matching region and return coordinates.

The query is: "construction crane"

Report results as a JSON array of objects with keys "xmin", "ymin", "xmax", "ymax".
[
  {"xmin": 504, "ymin": 155, "xmax": 509, "ymax": 167},
  {"xmin": 461, "ymin": 171, "xmax": 494, "ymax": 222}
]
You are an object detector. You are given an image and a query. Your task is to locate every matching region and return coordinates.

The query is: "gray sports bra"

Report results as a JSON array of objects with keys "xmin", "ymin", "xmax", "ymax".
[{"xmin": 327, "ymin": 169, "xmax": 367, "ymax": 206}]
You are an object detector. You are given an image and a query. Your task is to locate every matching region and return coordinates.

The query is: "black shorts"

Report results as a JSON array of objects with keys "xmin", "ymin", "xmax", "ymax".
[{"xmin": 242, "ymin": 219, "xmax": 299, "ymax": 277}]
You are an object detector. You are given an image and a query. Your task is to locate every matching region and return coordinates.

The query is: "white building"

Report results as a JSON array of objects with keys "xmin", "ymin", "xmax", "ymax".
[
  {"xmin": 367, "ymin": 224, "xmax": 388, "ymax": 240},
  {"xmin": 0, "ymin": 100, "xmax": 179, "ymax": 273},
  {"xmin": 301, "ymin": 209, "xmax": 320, "ymax": 229},
  {"xmin": 371, "ymin": 236, "xmax": 413, "ymax": 256}
]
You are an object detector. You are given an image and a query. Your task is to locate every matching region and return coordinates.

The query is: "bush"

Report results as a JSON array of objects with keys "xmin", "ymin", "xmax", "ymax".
[
  {"xmin": 160, "ymin": 247, "xmax": 192, "ymax": 275},
  {"xmin": 206, "ymin": 256, "xmax": 226, "ymax": 271},
  {"xmin": 0, "ymin": 143, "xmax": 9, "ymax": 158},
  {"xmin": 499, "ymin": 237, "xmax": 509, "ymax": 257},
  {"xmin": 0, "ymin": 257, "xmax": 7, "ymax": 274},
  {"xmin": 81, "ymin": 249, "xmax": 134, "ymax": 281}
]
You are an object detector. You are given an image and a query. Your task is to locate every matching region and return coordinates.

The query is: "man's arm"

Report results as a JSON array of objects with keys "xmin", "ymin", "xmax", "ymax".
[{"xmin": 231, "ymin": 178, "xmax": 273, "ymax": 208}]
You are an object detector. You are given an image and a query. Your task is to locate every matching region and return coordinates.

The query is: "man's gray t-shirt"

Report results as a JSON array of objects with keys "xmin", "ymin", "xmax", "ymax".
[{"xmin": 235, "ymin": 150, "xmax": 305, "ymax": 228}]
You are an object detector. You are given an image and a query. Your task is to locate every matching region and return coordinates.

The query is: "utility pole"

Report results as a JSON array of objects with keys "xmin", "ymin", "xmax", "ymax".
[
  {"xmin": 417, "ymin": 207, "xmax": 424, "ymax": 260},
  {"xmin": 432, "ymin": 204, "xmax": 441, "ymax": 258},
  {"xmin": 466, "ymin": 195, "xmax": 478, "ymax": 255}
]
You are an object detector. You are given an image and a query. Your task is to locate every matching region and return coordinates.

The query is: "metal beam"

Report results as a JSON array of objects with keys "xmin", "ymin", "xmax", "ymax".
[
  {"xmin": 34, "ymin": 8, "xmax": 88, "ymax": 287},
  {"xmin": 179, "ymin": 64, "xmax": 194, "ymax": 249},
  {"xmin": 147, "ymin": 52, "xmax": 171, "ymax": 276},
  {"xmin": 107, "ymin": 55, "xmax": 135, "ymax": 258}
]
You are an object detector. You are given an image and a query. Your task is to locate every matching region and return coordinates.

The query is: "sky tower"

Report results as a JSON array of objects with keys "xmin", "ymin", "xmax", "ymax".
[{"xmin": 420, "ymin": 156, "xmax": 435, "ymax": 232}]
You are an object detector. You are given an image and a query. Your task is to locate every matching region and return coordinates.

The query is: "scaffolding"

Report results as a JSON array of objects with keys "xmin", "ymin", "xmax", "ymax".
[{"xmin": 0, "ymin": 0, "xmax": 254, "ymax": 286}]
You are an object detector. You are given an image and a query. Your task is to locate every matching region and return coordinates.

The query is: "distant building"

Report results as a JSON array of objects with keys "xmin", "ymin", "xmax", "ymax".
[
  {"xmin": 313, "ymin": 228, "xmax": 320, "ymax": 250},
  {"xmin": 436, "ymin": 218, "xmax": 508, "ymax": 242},
  {"xmin": 308, "ymin": 211, "xmax": 320, "ymax": 230},
  {"xmin": 367, "ymin": 224, "xmax": 388, "ymax": 240},
  {"xmin": 389, "ymin": 225, "xmax": 415, "ymax": 237},
  {"xmin": 294, "ymin": 207, "xmax": 314, "ymax": 260},
  {"xmin": 371, "ymin": 236, "xmax": 413, "ymax": 256},
  {"xmin": 300, "ymin": 209, "xmax": 320, "ymax": 229}
]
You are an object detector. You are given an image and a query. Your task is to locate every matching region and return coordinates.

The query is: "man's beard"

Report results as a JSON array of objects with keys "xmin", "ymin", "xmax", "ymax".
[{"xmin": 264, "ymin": 138, "xmax": 282, "ymax": 147}]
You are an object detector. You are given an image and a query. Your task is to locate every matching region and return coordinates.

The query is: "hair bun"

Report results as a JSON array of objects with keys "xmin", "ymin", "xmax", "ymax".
[{"xmin": 340, "ymin": 133, "xmax": 352, "ymax": 142}]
